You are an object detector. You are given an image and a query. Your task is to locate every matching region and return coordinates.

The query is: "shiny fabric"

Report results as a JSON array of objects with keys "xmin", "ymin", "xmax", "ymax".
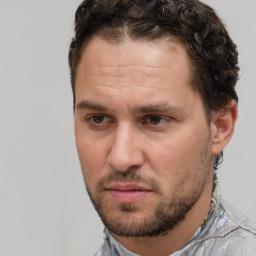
[{"xmin": 94, "ymin": 183, "xmax": 256, "ymax": 256}]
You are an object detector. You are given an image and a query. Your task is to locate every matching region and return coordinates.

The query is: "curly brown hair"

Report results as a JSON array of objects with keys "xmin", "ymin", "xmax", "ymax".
[{"xmin": 68, "ymin": 0, "xmax": 239, "ymax": 170}]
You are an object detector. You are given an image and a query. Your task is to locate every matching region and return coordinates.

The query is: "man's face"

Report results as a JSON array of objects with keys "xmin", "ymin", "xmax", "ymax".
[{"xmin": 74, "ymin": 36, "xmax": 214, "ymax": 237}]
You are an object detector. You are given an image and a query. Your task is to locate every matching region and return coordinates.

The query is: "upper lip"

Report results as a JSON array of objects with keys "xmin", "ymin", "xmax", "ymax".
[{"xmin": 106, "ymin": 183, "xmax": 152, "ymax": 191}]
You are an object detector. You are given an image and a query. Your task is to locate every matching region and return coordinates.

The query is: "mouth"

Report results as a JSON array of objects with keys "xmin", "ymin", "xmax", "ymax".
[{"xmin": 105, "ymin": 183, "xmax": 152, "ymax": 203}]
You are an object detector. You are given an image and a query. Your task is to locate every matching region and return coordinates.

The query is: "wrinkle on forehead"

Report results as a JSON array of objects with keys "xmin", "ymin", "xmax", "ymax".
[
  {"xmin": 77, "ymin": 75, "xmax": 187, "ymax": 93},
  {"xmin": 77, "ymin": 63, "xmax": 189, "ymax": 91},
  {"xmin": 77, "ymin": 35, "xmax": 190, "ymax": 79},
  {"xmin": 88, "ymin": 65, "xmax": 172, "ymax": 79}
]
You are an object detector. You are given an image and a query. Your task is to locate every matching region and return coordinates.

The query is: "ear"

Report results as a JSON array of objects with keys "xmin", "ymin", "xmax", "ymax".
[{"xmin": 210, "ymin": 100, "xmax": 238, "ymax": 156}]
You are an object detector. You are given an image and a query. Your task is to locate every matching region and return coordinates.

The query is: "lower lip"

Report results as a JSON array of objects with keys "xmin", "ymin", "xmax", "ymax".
[{"xmin": 107, "ymin": 190, "xmax": 151, "ymax": 203}]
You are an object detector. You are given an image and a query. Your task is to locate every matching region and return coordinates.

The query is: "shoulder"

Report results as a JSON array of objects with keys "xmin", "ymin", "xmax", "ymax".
[
  {"xmin": 188, "ymin": 199, "xmax": 256, "ymax": 256},
  {"xmin": 210, "ymin": 200, "xmax": 256, "ymax": 255},
  {"xmin": 210, "ymin": 231, "xmax": 256, "ymax": 256},
  {"xmin": 221, "ymin": 200, "xmax": 256, "ymax": 235}
]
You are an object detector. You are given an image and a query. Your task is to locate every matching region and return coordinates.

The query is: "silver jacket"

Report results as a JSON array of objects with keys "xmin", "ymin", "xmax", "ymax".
[{"xmin": 94, "ymin": 183, "xmax": 256, "ymax": 256}]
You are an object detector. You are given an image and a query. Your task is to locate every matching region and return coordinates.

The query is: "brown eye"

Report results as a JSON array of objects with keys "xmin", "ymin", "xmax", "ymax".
[
  {"xmin": 86, "ymin": 114, "xmax": 114, "ymax": 130},
  {"xmin": 92, "ymin": 115, "xmax": 106, "ymax": 124},
  {"xmin": 149, "ymin": 116, "xmax": 164, "ymax": 125}
]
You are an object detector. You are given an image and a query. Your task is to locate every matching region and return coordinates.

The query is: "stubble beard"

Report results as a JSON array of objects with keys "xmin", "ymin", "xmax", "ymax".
[
  {"xmin": 87, "ymin": 185, "xmax": 203, "ymax": 237},
  {"xmin": 84, "ymin": 136, "xmax": 212, "ymax": 238}
]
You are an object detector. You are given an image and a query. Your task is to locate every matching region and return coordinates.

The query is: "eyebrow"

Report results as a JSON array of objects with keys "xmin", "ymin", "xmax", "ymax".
[
  {"xmin": 75, "ymin": 100, "xmax": 183, "ymax": 114},
  {"xmin": 75, "ymin": 100, "xmax": 109, "ymax": 111},
  {"xmin": 131, "ymin": 103, "xmax": 183, "ymax": 114}
]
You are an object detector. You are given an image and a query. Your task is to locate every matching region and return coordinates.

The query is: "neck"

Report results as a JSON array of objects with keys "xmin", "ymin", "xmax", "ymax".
[{"xmin": 112, "ymin": 174, "xmax": 214, "ymax": 256}]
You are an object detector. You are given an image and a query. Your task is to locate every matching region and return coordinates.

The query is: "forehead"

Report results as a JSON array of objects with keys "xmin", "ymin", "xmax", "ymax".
[
  {"xmin": 74, "ymin": 36, "xmax": 201, "ymax": 113},
  {"xmin": 76, "ymin": 35, "xmax": 191, "ymax": 85}
]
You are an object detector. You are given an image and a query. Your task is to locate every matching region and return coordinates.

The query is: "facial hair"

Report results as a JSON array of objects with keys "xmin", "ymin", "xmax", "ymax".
[{"xmin": 84, "ymin": 136, "xmax": 212, "ymax": 237}]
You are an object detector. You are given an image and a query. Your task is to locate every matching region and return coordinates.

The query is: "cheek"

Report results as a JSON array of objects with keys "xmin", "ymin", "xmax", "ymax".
[
  {"xmin": 150, "ymin": 137, "xmax": 195, "ymax": 168},
  {"xmin": 147, "ymin": 130, "xmax": 208, "ymax": 179},
  {"xmin": 75, "ymin": 130, "xmax": 109, "ymax": 185}
]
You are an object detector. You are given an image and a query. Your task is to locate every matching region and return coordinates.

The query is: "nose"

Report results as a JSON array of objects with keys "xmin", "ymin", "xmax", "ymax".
[{"xmin": 107, "ymin": 123, "xmax": 144, "ymax": 172}]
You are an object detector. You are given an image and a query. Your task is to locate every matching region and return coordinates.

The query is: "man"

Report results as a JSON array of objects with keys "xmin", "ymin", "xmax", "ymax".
[{"xmin": 69, "ymin": 0, "xmax": 256, "ymax": 255}]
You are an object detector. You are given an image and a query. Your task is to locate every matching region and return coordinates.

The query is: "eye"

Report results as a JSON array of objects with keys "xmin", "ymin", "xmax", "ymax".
[
  {"xmin": 86, "ymin": 114, "xmax": 112, "ymax": 125},
  {"xmin": 143, "ymin": 115, "xmax": 169, "ymax": 126},
  {"xmin": 91, "ymin": 115, "xmax": 106, "ymax": 124},
  {"xmin": 148, "ymin": 116, "xmax": 164, "ymax": 125}
]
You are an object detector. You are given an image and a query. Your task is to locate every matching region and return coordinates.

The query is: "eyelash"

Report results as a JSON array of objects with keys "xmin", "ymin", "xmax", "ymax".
[
  {"xmin": 144, "ymin": 115, "xmax": 168, "ymax": 125},
  {"xmin": 86, "ymin": 115, "xmax": 112, "ymax": 124},
  {"xmin": 85, "ymin": 114, "xmax": 171, "ymax": 127}
]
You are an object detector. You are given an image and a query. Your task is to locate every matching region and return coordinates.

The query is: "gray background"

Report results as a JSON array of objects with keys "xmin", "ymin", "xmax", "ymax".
[{"xmin": 0, "ymin": 0, "xmax": 255, "ymax": 255}]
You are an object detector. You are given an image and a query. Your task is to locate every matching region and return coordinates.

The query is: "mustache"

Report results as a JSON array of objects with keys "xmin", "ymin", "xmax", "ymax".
[{"xmin": 96, "ymin": 168, "xmax": 161, "ymax": 193}]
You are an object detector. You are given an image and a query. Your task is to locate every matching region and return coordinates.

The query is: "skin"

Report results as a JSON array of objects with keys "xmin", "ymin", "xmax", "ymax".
[{"xmin": 74, "ymin": 36, "xmax": 237, "ymax": 256}]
